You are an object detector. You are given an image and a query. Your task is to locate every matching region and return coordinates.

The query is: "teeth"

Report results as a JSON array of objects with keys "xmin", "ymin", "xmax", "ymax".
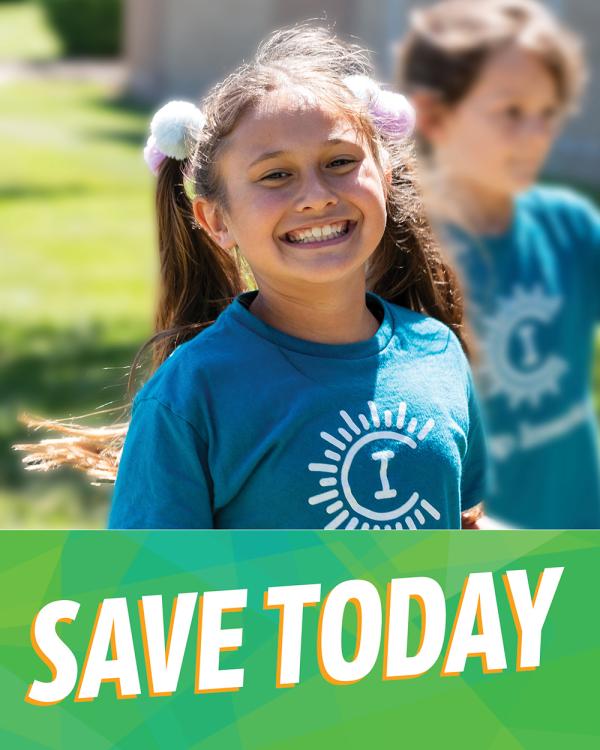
[{"xmin": 287, "ymin": 221, "xmax": 348, "ymax": 243}]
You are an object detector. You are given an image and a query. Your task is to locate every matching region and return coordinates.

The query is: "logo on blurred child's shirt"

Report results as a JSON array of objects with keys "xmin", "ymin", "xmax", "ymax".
[
  {"xmin": 478, "ymin": 285, "xmax": 567, "ymax": 408},
  {"xmin": 307, "ymin": 401, "xmax": 441, "ymax": 530}
]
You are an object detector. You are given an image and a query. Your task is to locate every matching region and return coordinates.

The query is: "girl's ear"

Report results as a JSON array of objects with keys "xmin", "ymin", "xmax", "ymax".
[
  {"xmin": 193, "ymin": 198, "xmax": 236, "ymax": 249},
  {"xmin": 410, "ymin": 90, "xmax": 449, "ymax": 145}
]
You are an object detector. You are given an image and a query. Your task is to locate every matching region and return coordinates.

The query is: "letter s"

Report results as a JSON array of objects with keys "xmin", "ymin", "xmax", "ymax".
[{"xmin": 25, "ymin": 599, "xmax": 80, "ymax": 705}]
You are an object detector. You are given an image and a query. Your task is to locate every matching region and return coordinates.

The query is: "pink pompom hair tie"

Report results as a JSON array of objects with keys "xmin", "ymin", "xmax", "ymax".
[
  {"xmin": 343, "ymin": 75, "xmax": 416, "ymax": 141},
  {"xmin": 143, "ymin": 135, "xmax": 167, "ymax": 176}
]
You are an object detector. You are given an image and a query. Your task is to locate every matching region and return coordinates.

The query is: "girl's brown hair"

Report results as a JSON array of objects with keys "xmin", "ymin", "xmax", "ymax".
[
  {"xmin": 16, "ymin": 24, "xmax": 467, "ymax": 481},
  {"xmin": 397, "ymin": 0, "xmax": 586, "ymax": 111}
]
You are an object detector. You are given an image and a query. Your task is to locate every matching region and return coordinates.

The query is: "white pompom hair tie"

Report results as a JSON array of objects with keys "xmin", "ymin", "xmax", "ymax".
[{"xmin": 143, "ymin": 100, "xmax": 206, "ymax": 175}]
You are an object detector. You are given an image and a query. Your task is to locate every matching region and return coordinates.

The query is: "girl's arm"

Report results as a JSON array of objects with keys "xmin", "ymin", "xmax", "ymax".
[
  {"xmin": 460, "ymin": 369, "xmax": 490, "ymax": 530},
  {"xmin": 461, "ymin": 502, "xmax": 484, "ymax": 529},
  {"xmin": 461, "ymin": 503, "xmax": 517, "ymax": 529},
  {"xmin": 108, "ymin": 396, "xmax": 214, "ymax": 529},
  {"xmin": 577, "ymin": 192, "xmax": 600, "ymax": 322}
]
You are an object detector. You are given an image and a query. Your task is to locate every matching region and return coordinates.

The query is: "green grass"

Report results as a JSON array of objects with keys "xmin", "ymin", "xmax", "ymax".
[
  {"xmin": 0, "ymin": 1, "xmax": 61, "ymax": 61},
  {"xmin": 1, "ymin": 80, "xmax": 155, "ymax": 325},
  {"xmin": 0, "ymin": 12, "xmax": 156, "ymax": 525}
]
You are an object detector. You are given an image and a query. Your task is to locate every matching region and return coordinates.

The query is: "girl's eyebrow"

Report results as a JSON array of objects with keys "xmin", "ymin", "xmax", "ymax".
[
  {"xmin": 248, "ymin": 150, "xmax": 286, "ymax": 168},
  {"xmin": 247, "ymin": 138, "xmax": 350, "ymax": 168},
  {"xmin": 488, "ymin": 88, "xmax": 539, "ymax": 101}
]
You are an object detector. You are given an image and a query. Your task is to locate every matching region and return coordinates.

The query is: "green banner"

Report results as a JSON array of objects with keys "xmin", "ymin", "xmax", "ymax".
[{"xmin": 1, "ymin": 531, "xmax": 599, "ymax": 748}]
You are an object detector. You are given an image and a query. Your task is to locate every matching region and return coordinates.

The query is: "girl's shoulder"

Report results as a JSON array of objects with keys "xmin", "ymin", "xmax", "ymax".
[
  {"xmin": 380, "ymin": 295, "xmax": 465, "ymax": 361},
  {"xmin": 131, "ymin": 307, "xmax": 245, "ymax": 416},
  {"xmin": 381, "ymin": 298, "xmax": 473, "ymax": 403},
  {"xmin": 518, "ymin": 184, "xmax": 600, "ymax": 235}
]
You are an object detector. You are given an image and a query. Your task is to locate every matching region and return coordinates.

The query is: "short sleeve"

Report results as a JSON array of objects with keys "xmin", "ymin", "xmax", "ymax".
[
  {"xmin": 576, "ymin": 195, "xmax": 600, "ymax": 320},
  {"xmin": 548, "ymin": 189, "xmax": 600, "ymax": 321},
  {"xmin": 108, "ymin": 397, "xmax": 214, "ymax": 529},
  {"xmin": 460, "ymin": 372, "xmax": 489, "ymax": 512}
]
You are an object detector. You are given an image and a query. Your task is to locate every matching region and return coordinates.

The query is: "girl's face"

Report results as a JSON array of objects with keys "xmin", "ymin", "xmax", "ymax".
[
  {"xmin": 423, "ymin": 44, "xmax": 563, "ymax": 198},
  {"xmin": 195, "ymin": 92, "xmax": 388, "ymax": 293}
]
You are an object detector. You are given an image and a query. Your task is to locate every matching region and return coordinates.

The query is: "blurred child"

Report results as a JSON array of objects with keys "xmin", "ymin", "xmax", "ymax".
[
  {"xmin": 397, "ymin": 0, "xmax": 600, "ymax": 528},
  {"xmin": 19, "ymin": 26, "xmax": 487, "ymax": 530}
]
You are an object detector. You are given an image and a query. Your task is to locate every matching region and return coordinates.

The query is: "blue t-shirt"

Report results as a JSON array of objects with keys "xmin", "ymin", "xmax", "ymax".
[
  {"xmin": 445, "ymin": 186, "xmax": 600, "ymax": 528},
  {"xmin": 109, "ymin": 291, "xmax": 487, "ymax": 529}
]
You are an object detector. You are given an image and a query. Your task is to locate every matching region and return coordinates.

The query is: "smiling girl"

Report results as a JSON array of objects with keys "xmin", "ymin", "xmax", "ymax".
[
  {"xmin": 21, "ymin": 26, "xmax": 487, "ymax": 530},
  {"xmin": 398, "ymin": 0, "xmax": 600, "ymax": 528}
]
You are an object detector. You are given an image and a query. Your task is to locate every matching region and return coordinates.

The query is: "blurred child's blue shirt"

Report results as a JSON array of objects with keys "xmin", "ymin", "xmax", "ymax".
[
  {"xmin": 447, "ymin": 186, "xmax": 600, "ymax": 528},
  {"xmin": 109, "ymin": 292, "xmax": 487, "ymax": 529}
]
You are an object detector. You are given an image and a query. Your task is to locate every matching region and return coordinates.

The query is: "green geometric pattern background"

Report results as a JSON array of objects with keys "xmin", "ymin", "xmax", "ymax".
[{"xmin": 0, "ymin": 531, "xmax": 599, "ymax": 749}]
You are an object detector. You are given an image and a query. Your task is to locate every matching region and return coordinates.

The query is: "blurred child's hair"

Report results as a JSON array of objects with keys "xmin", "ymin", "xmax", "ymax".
[
  {"xmin": 397, "ymin": 0, "xmax": 586, "ymax": 112},
  {"xmin": 16, "ymin": 24, "xmax": 467, "ymax": 481}
]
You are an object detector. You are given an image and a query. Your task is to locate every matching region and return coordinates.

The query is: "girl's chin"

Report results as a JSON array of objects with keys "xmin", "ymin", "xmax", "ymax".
[
  {"xmin": 279, "ymin": 253, "xmax": 370, "ymax": 286},
  {"xmin": 508, "ymin": 169, "xmax": 539, "ymax": 190}
]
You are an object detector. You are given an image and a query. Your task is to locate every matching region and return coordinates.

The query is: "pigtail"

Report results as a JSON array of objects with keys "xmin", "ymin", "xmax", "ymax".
[
  {"xmin": 129, "ymin": 157, "xmax": 245, "ymax": 388},
  {"xmin": 370, "ymin": 222, "xmax": 467, "ymax": 353},
  {"xmin": 368, "ymin": 145, "xmax": 469, "ymax": 354},
  {"xmin": 14, "ymin": 414, "xmax": 128, "ymax": 483},
  {"xmin": 15, "ymin": 156, "xmax": 246, "ymax": 481}
]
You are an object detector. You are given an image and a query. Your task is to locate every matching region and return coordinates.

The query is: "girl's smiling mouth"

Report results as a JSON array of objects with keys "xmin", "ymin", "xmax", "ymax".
[{"xmin": 281, "ymin": 220, "xmax": 356, "ymax": 248}]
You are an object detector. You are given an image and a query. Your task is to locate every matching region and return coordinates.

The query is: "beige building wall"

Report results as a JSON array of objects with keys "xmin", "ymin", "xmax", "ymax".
[
  {"xmin": 125, "ymin": 0, "xmax": 600, "ymax": 186},
  {"xmin": 544, "ymin": 1, "xmax": 600, "ymax": 185},
  {"xmin": 126, "ymin": 0, "xmax": 353, "ymax": 101}
]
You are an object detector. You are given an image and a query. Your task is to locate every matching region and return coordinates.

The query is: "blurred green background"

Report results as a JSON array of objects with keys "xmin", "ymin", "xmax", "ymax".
[
  {"xmin": 1, "ymin": 1, "xmax": 600, "ymax": 528},
  {"xmin": 1, "ymin": 1, "xmax": 153, "ymax": 527}
]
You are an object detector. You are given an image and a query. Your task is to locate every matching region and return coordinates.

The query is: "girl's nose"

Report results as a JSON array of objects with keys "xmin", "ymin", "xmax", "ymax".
[{"xmin": 294, "ymin": 172, "xmax": 338, "ymax": 212}]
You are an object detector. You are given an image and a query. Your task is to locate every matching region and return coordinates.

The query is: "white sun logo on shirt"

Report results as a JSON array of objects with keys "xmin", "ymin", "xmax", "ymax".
[
  {"xmin": 478, "ymin": 285, "xmax": 567, "ymax": 409},
  {"xmin": 307, "ymin": 400, "xmax": 441, "ymax": 530}
]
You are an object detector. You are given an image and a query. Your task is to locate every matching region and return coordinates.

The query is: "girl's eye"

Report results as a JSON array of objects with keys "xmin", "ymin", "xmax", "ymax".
[
  {"xmin": 542, "ymin": 106, "xmax": 559, "ymax": 123},
  {"xmin": 504, "ymin": 106, "xmax": 523, "ymax": 122},
  {"xmin": 258, "ymin": 158, "xmax": 358, "ymax": 182},
  {"xmin": 260, "ymin": 171, "xmax": 290, "ymax": 181},
  {"xmin": 328, "ymin": 157, "xmax": 357, "ymax": 168}
]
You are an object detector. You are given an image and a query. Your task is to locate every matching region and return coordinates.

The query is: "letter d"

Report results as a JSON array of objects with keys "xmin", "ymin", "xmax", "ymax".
[{"xmin": 384, "ymin": 577, "xmax": 445, "ymax": 679}]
